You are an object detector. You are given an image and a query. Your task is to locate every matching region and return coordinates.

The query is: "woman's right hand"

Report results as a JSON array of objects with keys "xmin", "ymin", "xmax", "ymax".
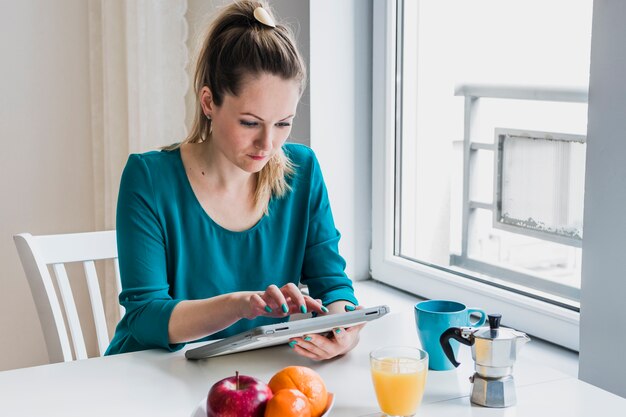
[{"xmin": 238, "ymin": 283, "xmax": 328, "ymax": 320}]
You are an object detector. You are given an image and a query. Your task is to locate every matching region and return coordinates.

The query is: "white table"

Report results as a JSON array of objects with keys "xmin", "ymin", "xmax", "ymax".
[{"xmin": 0, "ymin": 308, "xmax": 624, "ymax": 416}]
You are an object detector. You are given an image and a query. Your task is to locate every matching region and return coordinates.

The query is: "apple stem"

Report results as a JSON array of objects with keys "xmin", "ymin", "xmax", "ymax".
[{"xmin": 236, "ymin": 371, "xmax": 239, "ymax": 390}]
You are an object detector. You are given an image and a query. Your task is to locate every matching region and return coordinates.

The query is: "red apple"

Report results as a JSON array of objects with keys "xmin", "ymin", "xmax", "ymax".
[{"xmin": 207, "ymin": 371, "xmax": 273, "ymax": 417}]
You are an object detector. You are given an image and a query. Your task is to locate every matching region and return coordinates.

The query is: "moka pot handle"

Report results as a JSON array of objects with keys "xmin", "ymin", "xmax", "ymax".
[{"xmin": 439, "ymin": 327, "xmax": 474, "ymax": 368}]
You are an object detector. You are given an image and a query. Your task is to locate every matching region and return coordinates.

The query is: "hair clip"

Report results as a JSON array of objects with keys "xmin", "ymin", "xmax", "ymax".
[{"xmin": 253, "ymin": 7, "xmax": 276, "ymax": 28}]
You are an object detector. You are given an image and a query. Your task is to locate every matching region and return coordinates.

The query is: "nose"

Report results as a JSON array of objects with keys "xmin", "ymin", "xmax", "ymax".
[{"xmin": 254, "ymin": 127, "xmax": 273, "ymax": 151}]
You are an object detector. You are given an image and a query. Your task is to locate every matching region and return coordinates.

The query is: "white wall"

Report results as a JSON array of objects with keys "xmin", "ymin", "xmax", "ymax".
[
  {"xmin": 0, "ymin": 0, "xmax": 95, "ymax": 370},
  {"xmin": 310, "ymin": 0, "xmax": 373, "ymax": 281},
  {"xmin": 579, "ymin": 0, "xmax": 626, "ymax": 399},
  {"xmin": 271, "ymin": 0, "xmax": 310, "ymax": 144}
]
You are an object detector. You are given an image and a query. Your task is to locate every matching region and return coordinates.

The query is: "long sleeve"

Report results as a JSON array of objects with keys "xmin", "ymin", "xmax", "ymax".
[
  {"xmin": 299, "ymin": 151, "xmax": 359, "ymax": 307},
  {"xmin": 112, "ymin": 154, "xmax": 184, "ymax": 352},
  {"xmin": 106, "ymin": 145, "xmax": 358, "ymax": 356}
]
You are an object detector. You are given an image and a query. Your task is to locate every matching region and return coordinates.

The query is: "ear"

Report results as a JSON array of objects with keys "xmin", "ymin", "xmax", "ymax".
[{"xmin": 199, "ymin": 87, "xmax": 214, "ymax": 117}]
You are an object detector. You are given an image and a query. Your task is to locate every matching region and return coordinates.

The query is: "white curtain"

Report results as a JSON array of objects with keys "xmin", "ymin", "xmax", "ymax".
[{"xmin": 88, "ymin": 0, "xmax": 189, "ymax": 333}]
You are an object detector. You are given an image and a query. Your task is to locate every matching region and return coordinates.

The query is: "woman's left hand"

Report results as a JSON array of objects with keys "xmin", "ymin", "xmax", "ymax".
[{"xmin": 288, "ymin": 304, "xmax": 365, "ymax": 361}]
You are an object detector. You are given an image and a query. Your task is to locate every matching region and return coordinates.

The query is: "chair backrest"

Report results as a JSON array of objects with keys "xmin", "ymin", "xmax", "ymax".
[{"xmin": 13, "ymin": 231, "xmax": 123, "ymax": 363}]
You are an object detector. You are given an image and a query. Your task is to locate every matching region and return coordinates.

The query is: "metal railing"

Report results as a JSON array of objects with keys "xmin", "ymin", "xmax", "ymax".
[{"xmin": 450, "ymin": 83, "xmax": 588, "ymax": 303}]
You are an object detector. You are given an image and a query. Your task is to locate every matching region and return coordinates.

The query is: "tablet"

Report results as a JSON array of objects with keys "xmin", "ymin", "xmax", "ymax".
[{"xmin": 185, "ymin": 304, "xmax": 390, "ymax": 360}]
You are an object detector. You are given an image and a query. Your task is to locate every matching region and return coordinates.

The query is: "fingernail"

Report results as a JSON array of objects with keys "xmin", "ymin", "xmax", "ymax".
[
  {"xmin": 304, "ymin": 336, "xmax": 312, "ymax": 342},
  {"xmin": 300, "ymin": 305, "xmax": 307, "ymax": 314},
  {"xmin": 321, "ymin": 306, "xmax": 329, "ymax": 313},
  {"xmin": 334, "ymin": 328, "xmax": 342, "ymax": 334},
  {"xmin": 344, "ymin": 305, "xmax": 356, "ymax": 311},
  {"xmin": 311, "ymin": 311, "xmax": 318, "ymax": 318},
  {"xmin": 288, "ymin": 341, "xmax": 298, "ymax": 348},
  {"xmin": 264, "ymin": 305, "xmax": 273, "ymax": 313},
  {"xmin": 282, "ymin": 304, "xmax": 289, "ymax": 313}
]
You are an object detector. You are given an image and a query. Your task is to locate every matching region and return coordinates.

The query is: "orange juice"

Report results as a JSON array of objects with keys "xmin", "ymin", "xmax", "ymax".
[{"xmin": 371, "ymin": 356, "xmax": 427, "ymax": 416}]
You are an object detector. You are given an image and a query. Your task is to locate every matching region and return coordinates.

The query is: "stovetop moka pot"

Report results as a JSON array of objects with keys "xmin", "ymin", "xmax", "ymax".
[{"xmin": 439, "ymin": 314, "xmax": 530, "ymax": 408}]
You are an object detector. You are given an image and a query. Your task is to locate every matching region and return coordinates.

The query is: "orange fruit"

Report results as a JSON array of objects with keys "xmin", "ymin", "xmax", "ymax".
[
  {"xmin": 268, "ymin": 366, "xmax": 328, "ymax": 417},
  {"xmin": 264, "ymin": 388, "xmax": 311, "ymax": 417}
]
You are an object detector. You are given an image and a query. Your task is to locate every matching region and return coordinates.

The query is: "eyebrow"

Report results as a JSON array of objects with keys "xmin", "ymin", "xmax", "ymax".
[{"xmin": 241, "ymin": 112, "xmax": 295, "ymax": 122}]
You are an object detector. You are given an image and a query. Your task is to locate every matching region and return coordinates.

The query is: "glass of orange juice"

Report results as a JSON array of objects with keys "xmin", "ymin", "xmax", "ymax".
[{"xmin": 370, "ymin": 346, "xmax": 428, "ymax": 417}]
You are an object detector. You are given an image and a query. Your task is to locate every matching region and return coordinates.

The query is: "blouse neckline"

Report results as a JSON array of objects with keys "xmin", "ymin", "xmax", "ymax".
[{"xmin": 170, "ymin": 147, "xmax": 273, "ymax": 236}]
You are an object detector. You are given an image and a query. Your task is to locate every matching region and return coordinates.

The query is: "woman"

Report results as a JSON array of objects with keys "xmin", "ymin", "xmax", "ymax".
[{"xmin": 106, "ymin": 0, "xmax": 362, "ymax": 361}]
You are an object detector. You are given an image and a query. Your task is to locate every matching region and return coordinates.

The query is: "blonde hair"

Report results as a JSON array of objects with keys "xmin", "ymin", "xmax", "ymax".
[{"xmin": 170, "ymin": 0, "xmax": 306, "ymax": 214}]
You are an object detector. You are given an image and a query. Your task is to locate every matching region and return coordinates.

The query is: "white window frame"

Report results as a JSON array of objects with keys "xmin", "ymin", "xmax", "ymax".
[{"xmin": 370, "ymin": 0, "xmax": 580, "ymax": 351}]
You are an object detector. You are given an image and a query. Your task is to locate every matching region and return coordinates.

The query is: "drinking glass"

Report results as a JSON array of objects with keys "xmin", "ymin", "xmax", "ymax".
[{"xmin": 370, "ymin": 346, "xmax": 428, "ymax": 417}]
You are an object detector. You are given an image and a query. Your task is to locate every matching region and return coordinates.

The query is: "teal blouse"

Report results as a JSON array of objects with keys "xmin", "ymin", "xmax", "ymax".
[{"xmin": 105, "ymin": 143, "xmax": 357, "ymax": 355}]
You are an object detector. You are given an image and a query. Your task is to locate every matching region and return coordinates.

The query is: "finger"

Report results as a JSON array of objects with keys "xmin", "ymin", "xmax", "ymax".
[
  {"xmin": 262, "ymin": 284, "xmax": 288, "ymax": 314},
  {"xmin": 251, "ymin": 292, "xmax": 290, "ymax": 318},
  {"xmin": 343, "ymin": 305, "xmax": 366, "ymax": 331},
  {"xmin": 291, "ymin": 343, "xmax": 325, "ymax": 361},
  {"xmin": 249, "ymin": 293, "xmax": 270, "ymax": 315},
  {"xmin": 298, "ymin": 330, "xmax": 354, "ymax": 360},
  {"xmin": 310, "ymin": 299, "xmax": 329, "ymax": 317},
  {"xmin": 296, "ymin": 335, "xmax": 333, "ymax": 357},
  {"xmin": 338, "ymin": 323, "xmax": 363, "ymax": 352},
  {"xmin": 281, "ymin": 283, "xmax": 307, "ymax": 314},
  {"xmin": 316, "ymin": 299, "xmax": 330, "ymax": 313},
  {"xmin": 259, "ymin": 285, "xmax": 278, "ymax": 309},
  {"xmin": 303, "ymin": 296, "xmax": 326, "ymax": 313},
  {"xmin": 331, "ymin": 327, "xmax": 346, "ymax": 344},
  {"xmin": 289, "ymin": 336, "xmax": 332, "ymax": 360}
]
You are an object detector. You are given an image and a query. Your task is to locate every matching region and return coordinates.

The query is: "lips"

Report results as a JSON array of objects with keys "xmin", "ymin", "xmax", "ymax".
[{"xmin": 248, "ymin": 154, "xmax": 268, "ymax": 161}]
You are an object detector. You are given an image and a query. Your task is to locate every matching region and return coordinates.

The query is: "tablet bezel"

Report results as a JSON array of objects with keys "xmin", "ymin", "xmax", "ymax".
[{"xmin": 184, "ymin": 304, "xmax": 390, "ymax": 360}]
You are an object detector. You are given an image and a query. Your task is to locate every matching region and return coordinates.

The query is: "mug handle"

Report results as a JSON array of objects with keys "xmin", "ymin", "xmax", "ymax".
[{"xmin": 467, "ymin": 308, "xmax": 487, "ymax": 327}]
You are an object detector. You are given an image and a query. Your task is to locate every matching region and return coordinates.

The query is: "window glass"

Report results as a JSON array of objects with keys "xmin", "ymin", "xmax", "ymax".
[{"xmin": 396, "ymin": 0, "xmax": 593, "ymax": 308}]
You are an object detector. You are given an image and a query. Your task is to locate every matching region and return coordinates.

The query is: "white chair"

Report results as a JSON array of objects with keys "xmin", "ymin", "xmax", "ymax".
[{"xmin": 14, "ymin": 231, "xmax": 123, "ymax": 363}]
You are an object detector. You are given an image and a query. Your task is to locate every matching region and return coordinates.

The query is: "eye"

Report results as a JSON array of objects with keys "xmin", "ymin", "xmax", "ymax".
[
  {"xmin": 240, "ymin": 120, "xmax": 258, "ymax": 127},
  {"xmin": 275, "ymin": 122, "xmax": 292, "ymax": 128}
]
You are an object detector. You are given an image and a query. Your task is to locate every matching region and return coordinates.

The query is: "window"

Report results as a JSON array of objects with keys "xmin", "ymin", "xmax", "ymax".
[{"xmin": 371, "ymin": 0, "xmax": 593, "ymax": 350}]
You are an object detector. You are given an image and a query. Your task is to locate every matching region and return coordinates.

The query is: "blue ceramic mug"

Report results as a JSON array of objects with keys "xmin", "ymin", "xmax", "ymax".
[{"xmin": 414, "ymin": 300, "xmax": 486, "ymax": 371}]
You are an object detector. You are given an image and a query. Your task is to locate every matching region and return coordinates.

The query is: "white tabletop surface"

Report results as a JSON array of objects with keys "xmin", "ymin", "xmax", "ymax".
[{"xmin": 1, "ymin": 302, "xmax": 625, "ymax": 417}]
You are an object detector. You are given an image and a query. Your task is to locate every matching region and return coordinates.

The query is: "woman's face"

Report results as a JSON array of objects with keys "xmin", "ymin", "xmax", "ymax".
[{"xmin": 202, "ymin": 73, "xmax": 300, "ymax": 173}]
